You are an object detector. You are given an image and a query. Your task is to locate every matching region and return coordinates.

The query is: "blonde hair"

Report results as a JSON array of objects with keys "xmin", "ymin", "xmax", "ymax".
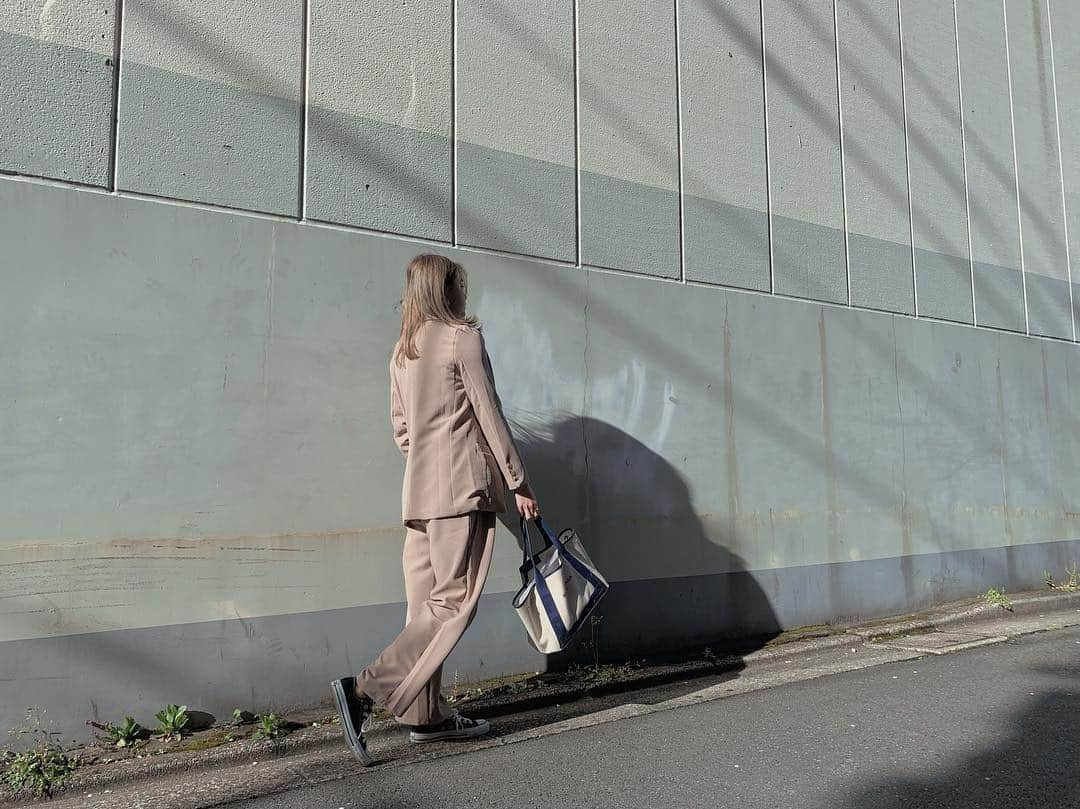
[{"xmin": 394, "ymin": 253, "xmax": 478, "ymax": 365}]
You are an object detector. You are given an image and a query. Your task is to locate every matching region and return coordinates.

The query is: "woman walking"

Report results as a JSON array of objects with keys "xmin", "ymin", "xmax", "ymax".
[{"xmin": 331, "ymin": 253, "xmax": 541, "ymax": 765}]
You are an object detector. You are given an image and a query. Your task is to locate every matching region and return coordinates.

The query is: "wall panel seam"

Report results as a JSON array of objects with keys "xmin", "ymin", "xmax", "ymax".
[
  {"xmin": 573, "ymin": 0, "xmax": 582, "ymax": 268},
  {"xmin": 897, "ymin": 0, "xmax": 918, "ymax": 317},
  {"xmin": 832, "ymin": 0, "xmax": 851, "ymax": 307},
  {"xmin": 108, "ymin": 0, "xmax": 126, "ymax": 191},
  {"xmin": 674, "ymin": 0, "xmax": 686, "ymax": 284},
  {"xmin": 1045, "ymin": 0, "xmax": 1077, "ymax": 342},
  {"xmin": 451, "ymin": 0, "xmax": 459, "ymax": 247},
  {"xmin": 1001, "ymin": 0, "xmax": 1030, "ymax": 335},
  {"xmin": 759, "ymin": 0, "xmax": 775, "ymax": 294},
  {"xmin": 953, "ymin": 0, "xmax": 977, "ymax": 325},
  {"xmin": 297, "ymin": 0, "xmax": 311, "ymax": 220}
]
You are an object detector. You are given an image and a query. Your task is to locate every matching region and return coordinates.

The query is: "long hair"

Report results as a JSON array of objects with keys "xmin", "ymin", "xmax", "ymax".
[{"xmin": 393, "ymin": 253, "xmax": 478, "ymax": 365}]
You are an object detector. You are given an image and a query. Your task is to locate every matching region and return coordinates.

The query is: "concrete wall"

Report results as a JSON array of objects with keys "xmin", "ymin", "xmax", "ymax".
[{"xmin": 2, "ymin": 1, "xmax": 1078, "ymax": 738}]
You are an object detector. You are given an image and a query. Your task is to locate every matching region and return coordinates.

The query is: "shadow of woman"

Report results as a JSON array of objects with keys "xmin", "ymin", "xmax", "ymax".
[{"xmin": 502, "ymin": 413, "xmax": 781, "ymax": 678}]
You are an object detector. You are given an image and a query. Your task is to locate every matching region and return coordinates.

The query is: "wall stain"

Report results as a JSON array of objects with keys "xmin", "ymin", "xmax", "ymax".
[
  {"xmin": 0, "ymin": 526, "xmax": 408, "ymax": 644},
  {"xmin": 819, "ymin": 313, "xmax": 843, "ymax": 611},
  {"xmin": 723, "ymin": 301, "xmax": 740, "ymax": 547},
  {"xmin": 994, "ymin": 359, "xmax": 1014, "ymax": 543}
]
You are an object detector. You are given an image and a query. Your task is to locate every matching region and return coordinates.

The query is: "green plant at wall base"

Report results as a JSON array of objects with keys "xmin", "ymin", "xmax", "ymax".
[
  {"xmin": 2, "ymin": 708, "xmax": 78, "ymax": 798},
  {"xmin": 1044, "ymin": 563, "xmax": 1079, "ymax": 591},
  {"xmin": 984, "ymin": 588, "xmax": 1013, "ymax": 611},
  {"xmin": 154, "ymin": 704, "xmax": 190, "ymax": 741},
  {"xmin": 1066, "ymin": 562, "xmax": 1080, "ymax": 590},
  {"xmin": 91, "ymin": 716, "xmax": 145, "ymax": 748},
  {"xmin": 2, "ymin": 744, "xmax": 78, "ymax": 798},
  {"xmin": 251, "ymin": 714, "xmax": 289, "ymax": 741},
  {"xmin": 567, "ymin": 660, "xmax": 642, "ymax": 686}
]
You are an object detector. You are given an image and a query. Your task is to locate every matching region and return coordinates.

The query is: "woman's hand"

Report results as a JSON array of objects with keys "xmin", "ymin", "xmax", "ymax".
[{"xmin": 514, "ymin": 481, "xmax": 541, "ymax": 521}]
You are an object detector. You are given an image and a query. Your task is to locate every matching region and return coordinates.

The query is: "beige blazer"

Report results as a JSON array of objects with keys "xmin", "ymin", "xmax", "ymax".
[{"xmin": 390, "ymin": 321, "xmax": 528, "ymax": 523}]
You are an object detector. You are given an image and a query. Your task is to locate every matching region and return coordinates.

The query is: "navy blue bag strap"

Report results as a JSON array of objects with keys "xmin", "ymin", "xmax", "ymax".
[
  {"xmin": 518, "ymin": 516, "xmax": 554, "ymax": 578},
  {"xmin": 519, "ymin": 516, "xmax": 536, "ymax": 574}
]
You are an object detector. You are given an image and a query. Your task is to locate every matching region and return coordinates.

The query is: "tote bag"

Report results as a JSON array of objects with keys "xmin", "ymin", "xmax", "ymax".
[{"xmin": 512, "ymin": 517, "xmax": 609, "ymax": 653}]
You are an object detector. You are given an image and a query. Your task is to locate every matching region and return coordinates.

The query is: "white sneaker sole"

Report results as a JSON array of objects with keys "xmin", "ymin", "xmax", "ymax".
[{"xmin": 409, "ymin": 718, "xmax": 491, "ymax": 743}]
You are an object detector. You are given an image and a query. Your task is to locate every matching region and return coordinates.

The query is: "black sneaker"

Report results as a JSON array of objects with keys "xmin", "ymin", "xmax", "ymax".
[
  {"xmin": 330, "ymin": 676, "xmax": 374, "ymax": 765},
  {"xmin": 408, "ymin": 712, "xmax": 490, "ymax": 743}
]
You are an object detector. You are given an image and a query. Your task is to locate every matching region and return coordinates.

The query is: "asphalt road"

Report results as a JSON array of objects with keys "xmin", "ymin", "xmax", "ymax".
[{"xmin": 226, "ymin": 626, "xmax": 1080, "ymax": 809}]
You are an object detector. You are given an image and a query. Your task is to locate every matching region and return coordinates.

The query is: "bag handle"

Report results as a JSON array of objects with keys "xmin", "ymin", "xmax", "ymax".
[
  {"xmin": 518, "ymin": 516, "xmax": 564, "ymax": 585},
  {"xmin": 532, "ymin": 517, "xmax": 608, "ymax": 594},
  {"xmin": 534, "ymin": 517, "xmax": 564, "ymax": 549}
]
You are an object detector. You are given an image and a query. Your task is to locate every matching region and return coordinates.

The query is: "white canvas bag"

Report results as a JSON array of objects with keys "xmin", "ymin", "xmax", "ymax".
[{"xmin": 512, "ymin": 517, "xmax": 609, "ymax": 653}]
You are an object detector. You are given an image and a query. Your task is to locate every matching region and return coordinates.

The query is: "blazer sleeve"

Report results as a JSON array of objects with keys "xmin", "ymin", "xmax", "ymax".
[
  {"xmin": 454, "ymin": 327, "xmax": 528, "ymax": 491},
  {"xmin": 389, "ymin": 365, "xmax": 409, "ymax": 457}
]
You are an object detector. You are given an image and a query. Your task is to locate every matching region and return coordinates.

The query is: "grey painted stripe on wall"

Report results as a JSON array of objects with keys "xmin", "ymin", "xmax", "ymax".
[
  {"xmin": 836, "ymin": 0, "xmax": 915, "ymax": 315},
  {"xmin": 116, "ymin": 0, "xmax": 303, "ymax": 215},
  {"xmin": 955, "ymin": 0, "xmax": 1025, "ymax": 334},
  {"xmin": 305, "ymin": 0, "xmax": 452, "ymax": 240},
  {"xmin": 580, "ymin": 171, "xmax": 681, "ymax": 276},
  {"xmin": 973, "ymin": 260, "xmax": 1027, "ymax": 333},
  {"xmin": 1050, "ymin": 0, "xmax": 1080, "ymax": 341},
  {"xmin": 762, "ymin": 0, "xmax": 847, "ymax": 305},
  {"xmin": 679, "ymin": 0, "xmax": 769, "ymax": 291},
  {"xmin": 456, "ymin": 0, "xmax": 576, "ymax": 262},
  {"xmin": 1005, "ymin": 0, "xmax": 1071, "ymax": 340},
  {"xmin": 901, "ymin": 0, "xmax": 973, "ymax": 324},
  {"xmin": 305, "ymin": 106, "xmax": 452, "ymax": 241},
  {"xmin": 578, "ymin": 1, "xmax": 680, "ymax": 277},
  {"xmin": 115, "ymin": 61, "xmax": 301, "ymax": 215},
  {"xmin": 457, "ymin": 143, "xmax": 576, "ymax": 261},
  {"xmin": 0, "ymin": 30, "xmax": 115, "ymax": 187}
]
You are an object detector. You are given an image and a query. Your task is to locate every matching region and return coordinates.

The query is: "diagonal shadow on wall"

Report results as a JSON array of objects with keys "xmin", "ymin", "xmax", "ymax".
[{"xmin": 503, "ymin": 415, "xmax": 781, "ymax": 669}]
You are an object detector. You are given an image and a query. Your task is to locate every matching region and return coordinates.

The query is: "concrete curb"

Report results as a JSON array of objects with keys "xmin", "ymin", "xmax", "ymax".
[
  {"xmin": 844, "ymin": 589, "xmax": 1080, "ymax": 640},
  {"xmin": 6, "ymin": 587, "xmax": 1078, "ymax": 805},
  {"xmin": 870, "ymin": 632, "xmax": 1010, "ymax": 655}
]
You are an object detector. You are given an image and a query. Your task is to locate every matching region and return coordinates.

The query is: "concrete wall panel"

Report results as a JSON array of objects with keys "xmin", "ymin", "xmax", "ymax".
[
  {"xmin": 901, "ymin": 0, "xmax": 973, "ymax": 323},
  {"xmin": 956, "ymin": 1, "xmax": 1025, "ymax": 333},
  {"xmin": 0, "ymin": 2, "xmax": 115, "ymax": 185},
  {"xmin": 763, "ymin": 0, "xmax": 847, "ymax": 304},
  {"xmin": 837, "ymin": 0, "xmax": 914, "ymax": 314},
  {"xmin": 1006, "ymin": 0, "xmax": 1071, "ymax": 339},
  {"xmin": 1051, "ymin": 0, "xmax": 1080, "ymax": 340},
  {"xmin": 456, "ymin": 0, "xmax": 576, "ymax": 261},
  {"xmin": 4, "ymin": 178, "xmax": 1080, "ymax": 735},
  {"xmin": 115, "ymin": 0, "xmax": 302, "ymax": 214},
  {"xmin": 579, "ymin": 1, "xmax": 680, "ymax": 276},
  {"xmin": 680, "ymin": 0, "xmax": 769, "ymax": 290},
  {"xmin": 306, "ymin": 0, "xmax": 452, "ymax": 240}
]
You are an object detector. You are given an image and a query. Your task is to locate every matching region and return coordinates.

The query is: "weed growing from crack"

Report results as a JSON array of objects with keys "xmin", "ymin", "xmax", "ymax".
[
  {"xmin": 567, "ymin": 660, "xmax": 643, "ymax": 686},
  {"xmin": 1044, "ymin": 563, "xmax": 1080, "ymax": 592},
  {"xmin": 86, "ymin": 716, "xmax": 147, "ymax": 749},
  {"xmin": 154, "ymin": 704, "xmax": 190, "ymax": 742},
  {"xmin": 251, "ymin": 713, "xmax": 289, "ymax": 742},
  {"xmin": 2, "ymin": 708, "xmax": 78, "ymax": 798},
  {"xmin": 984, "ymin": 587, "xmax": 1013, "ymax": 611}
]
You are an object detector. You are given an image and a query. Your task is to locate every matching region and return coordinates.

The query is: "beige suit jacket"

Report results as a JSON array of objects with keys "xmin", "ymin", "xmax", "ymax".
[{"xmin": 390, "ymin": 321, "xmax": 528, "ymax": 523}]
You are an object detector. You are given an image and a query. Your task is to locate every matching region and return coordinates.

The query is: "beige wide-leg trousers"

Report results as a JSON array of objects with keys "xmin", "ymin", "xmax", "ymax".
[{"xmin": 357, "ymin": 511, "xmax": 496, "ymax": 726}]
